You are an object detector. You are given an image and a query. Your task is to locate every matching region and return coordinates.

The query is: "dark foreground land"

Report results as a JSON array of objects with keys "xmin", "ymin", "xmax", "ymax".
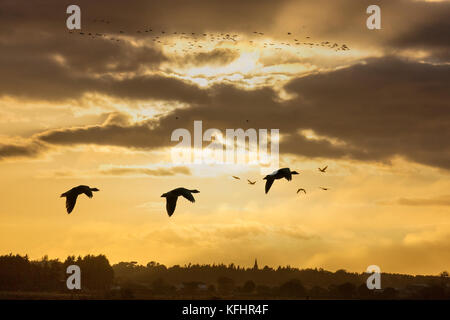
[{"xmin": 1, "ymin": 254, "xmax": 449, "ymax": 300}]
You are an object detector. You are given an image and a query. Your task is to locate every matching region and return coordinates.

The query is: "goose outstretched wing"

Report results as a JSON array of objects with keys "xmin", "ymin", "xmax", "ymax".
[
  {"xmin": 166, "ymin": 196, "xmax": 178, "ymax": 217},
  {"xmin": 83, "ymin": 188, "xmax": 93, "ymax": 198},
  {"xmin": 265, "ymin": 178, "xmax": 274, "ymax": 194},
  {"xmin": 181, "ymin": 191, "xmax": 195, "ymax": 203},
  {"xmin": 66, "ymin": 194, "xmax": 78, "ymax": 214},
  {"xmin": 284, "ymin": 172, "xmax": 292, "ymax": 181}
]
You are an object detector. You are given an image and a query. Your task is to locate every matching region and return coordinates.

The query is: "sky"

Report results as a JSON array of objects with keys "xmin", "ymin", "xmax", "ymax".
[{"xmin": 0, "ymin": 0, "xmax": 449, "ymax": 275}]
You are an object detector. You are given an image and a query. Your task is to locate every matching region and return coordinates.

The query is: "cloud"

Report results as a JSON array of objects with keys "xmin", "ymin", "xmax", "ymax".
[
  {"xmin": 2, "ymin": 56, "xmax": 448, "ymax": 172},
  {"xmin": 0, "ymin": 140, "xmax": 47, "ymax": 160},
  {"xmin": 36, "ymin": 116, "xmax": 165, "ymax": 149},
  {"xmin": 143, "ymin": 222, "xmax": 315, "ymax": 248},
  {"xmin": 177, "ymin": 48, "xmax": 240, "ymax": 67},
  {"xmin": 383, "ymin": 195, "xmax": 450, "ymax": 207},
  {"xmin": 99, "ymin": 165, "xmax": 191, "ymax": 177},
  {"xmin": 385, "ymin": 0, "xmax": 450, "ymax": 62},
  {"xmin": 1, "ymin": 0, "xmax": 448, "ymax": 103}
]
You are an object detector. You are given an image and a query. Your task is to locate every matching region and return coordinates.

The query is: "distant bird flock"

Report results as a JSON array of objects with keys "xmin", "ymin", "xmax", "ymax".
[
  {"xmin": 66, "ymin": 19, "xmax": 351, "ymax": 55},
  {"xmin": 61, "ymin": 166, "xmax": 329, "ymax": 216},
  {"xmin": 61, "ymin": 20, "xmax": 341, "ymax": 217}
]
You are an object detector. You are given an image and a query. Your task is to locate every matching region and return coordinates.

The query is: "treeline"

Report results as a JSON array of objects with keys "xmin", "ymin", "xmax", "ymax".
[
  {"xmin": 113, "ymin": 261, "xmax": 449, "ymax": 299},
  {"xmin": 0, "ymin": 254, "xmax": 448, "ymax": 299},
  {"xmin": 0, "ymin": 254, "xmax": 113, "ymax": 292}
]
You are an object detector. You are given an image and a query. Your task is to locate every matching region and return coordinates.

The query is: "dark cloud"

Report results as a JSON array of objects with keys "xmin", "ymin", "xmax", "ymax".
[
  {"xmin": 397, "ymin": 196, "xmax": 450, "ymax": 207},
  {"xmin": 0, "ymin": 140, "xmax": 47, "ymax": 160},
  {"xmin": 37, "ymin": 117, "xmax": 165, "ymax": 149},
  {"xmin": 0, "ymin": 0, "xmax": 448, "ymax": 103},
  {"xmin": 384, "ymin": 1, "xmax": 450, "ymax": 62},
  {"xmin": 179, "ymin": 48, "xmax": 240, "ymax": 67},
  {"xmin": 20, "ymin": 57, "xmax": 448, "ymax": 170},
  {"xmin": 380, "ymin": 195, "xmax": 450, "ymax": 207},
  {"xmin": 0, "ymin": 1, "xmax": 448, "ymax": 170},
  {"xmin": 283, "ymin": 57, "xmax": 450, "ymax": 168},
  {"xmin": 99, "ymin": 166, "xmax": 191, "ymax": 177}
]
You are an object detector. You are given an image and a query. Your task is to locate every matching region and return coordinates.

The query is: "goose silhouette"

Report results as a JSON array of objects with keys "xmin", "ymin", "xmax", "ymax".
[
  {"xmin": 318, "ymin": 165, "xmax": 328, "ymax": 173},
  {"xmin": 247, "ymin": 179, "xmax": 256, "ymax": 185},
  {"xmin": 297, "ymin": 188, "xmax": 306, "ymax": 194},
  {"xmin": 263, "ymin": 168, "xmax": 299, "ymax": 194},
  {"xmin": 60, "ymin": 185, "xmax": 99, "ymax": 214},
  {"xmin": 161, "ymin": 188, "xmax": 200, "ymax": 217}
]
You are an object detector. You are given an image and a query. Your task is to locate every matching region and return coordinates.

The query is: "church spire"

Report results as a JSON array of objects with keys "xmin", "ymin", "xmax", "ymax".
[{"xmin": 253, "ymin": 258, "xmax": 259, "ymax": 270}]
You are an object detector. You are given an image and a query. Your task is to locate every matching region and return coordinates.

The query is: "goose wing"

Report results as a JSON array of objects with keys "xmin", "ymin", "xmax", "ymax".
[
  {"xmin": 284, "ymin": 172, "xmax": 292, "ymax": 181},
  {"xmin": 265, "ymin": 178, "xmax": 274, "ymax": 194},
  {"xmin": 83, "ymin": 188, "xmax": 93, "ymax": 198},
  {"xmin": 166, "ymin": 195, "xmax": 178, "ymax": 217},
  {"xmin": 66, "ymin": 194, "xmax": 78, "ymax": 214},
  {"xmin": 181, "ymin": 191, "xmax": 195, "ymax": 203}
]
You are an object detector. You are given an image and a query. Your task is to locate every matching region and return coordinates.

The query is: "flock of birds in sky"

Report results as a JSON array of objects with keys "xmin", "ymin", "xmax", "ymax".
[
  {"xmin": 61, "ymin": 20, "xmax": 339, "ymax": 216},
  {"xmin": 60, "ymin": 166, "xmax": 330, "ymax": 217},
  {"xmin": 66, "ymin": 18, "xmax": 351, "ymax": 55}
]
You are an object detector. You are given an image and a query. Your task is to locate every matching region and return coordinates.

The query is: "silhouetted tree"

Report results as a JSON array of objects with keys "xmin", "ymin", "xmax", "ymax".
[
  {"xmin": 357, "ymin": 283, "xmax": 371, "ymax": 298},
  {"xmin": 242, "ymin": 280, "xmax": 256, "ymax": 294},
  {"xmin": 76, "ymin": 254, "xmax": 114, "ymax": 291},
  {"xmin": 217, "ymin": 276, "xmax": 235, "ymax": 295},
  {"xmin": 309, "ymin": 286, "xmax": 329, "ymax": 299},
  {"xmin": 381, "ymin": 287, "xmax": 397, "ymax": 299},
  {"xmin": 279, "ymin": 279, "xmax": 306, "ymax": 298},
  {"xmin": 337, "ymin": 282, "xmax": 356, "ymax": 298}
]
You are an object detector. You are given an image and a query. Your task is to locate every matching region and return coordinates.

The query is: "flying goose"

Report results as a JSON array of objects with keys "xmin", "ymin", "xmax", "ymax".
[
  {"xmin": 297, "ymin": 188, "xmax": 306, "ymax": 194},
  {"xmin": 263, "ymin": 168, "xmax": 299, "ymax": 194},
  {"xmin": 247, "ymin": 179, "xmax": 256, "ymax": 185},
  {"xmin": 60, "ymin": 185, "xmax": 99, "ymax": 214},
  {"xmin": 232, "ymin": 176, "xmax": 240, "ymax": 180},
  {"xmin": 161, "ymin": 187, "xmax": 200, "ymax": 217},
  {"xmin": 319, "ymin": 187, "xmax": 329, "ymax": 191},
  {"xmin": 318, "ymin": 165, "xmax": 328, "ymax": 173}
]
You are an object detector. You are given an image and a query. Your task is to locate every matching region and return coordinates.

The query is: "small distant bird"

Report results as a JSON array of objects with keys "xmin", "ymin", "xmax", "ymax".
[
  {"xmin": 161, "ymin": 187, "xmax": 200, "ymax": 217},
  {"xmin": 60, "ymin": 185, "xmax": 99, "ymax": 214},
  {"xmin": 318, "ymin": 165, "xmax": 328, "ymax": 173},
  {"xmin": 320, "ymin": 187, "xmax": 329, "ymax": 191},
  {"xmin": 297, "ymin": 188, "xmax": 306, "ymax": 194},
  {"xmin": 232, "ymin": 176, "xmax": 240, "ymax": 180},
  {"xmin": 263, "ymin": 168, "xmax": 300, "ymax": 194},
  {"xmin": 247, "ymin": 180, "xmax": 256, "ymax": 185}
]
